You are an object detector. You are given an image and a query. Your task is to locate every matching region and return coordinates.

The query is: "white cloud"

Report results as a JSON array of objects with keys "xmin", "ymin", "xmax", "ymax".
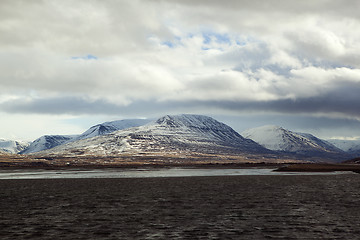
[{"xmin": 1, "ymin": 0, "xmax": 360, "ymax": 138}]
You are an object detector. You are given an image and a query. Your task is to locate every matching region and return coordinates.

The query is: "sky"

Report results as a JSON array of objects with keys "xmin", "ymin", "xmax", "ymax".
[{"xmin": 1, "ymin": 0, "xmax": 360, "ymax": 141}]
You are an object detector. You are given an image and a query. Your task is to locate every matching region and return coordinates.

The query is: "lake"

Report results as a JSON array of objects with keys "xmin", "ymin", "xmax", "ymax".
[
  {"xmin": 1, "ymin": 169, "xmax": 359, "ymax": 239},
  {"xmin": 0, "ymin": 167, "xmax": 354, "ymax": 179}
]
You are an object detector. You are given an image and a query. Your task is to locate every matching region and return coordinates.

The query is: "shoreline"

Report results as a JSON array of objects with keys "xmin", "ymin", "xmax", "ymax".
[
  {"xmin": 1, "ymin": 162, "xmax": 360, "ymax": 174},
  {"xmin": 275, "ymin": 163, "xmax": 360, "ymax": 173},
  {"xmin": 0, "ymin": 162, "xmax": 282, "ymax": 170}
]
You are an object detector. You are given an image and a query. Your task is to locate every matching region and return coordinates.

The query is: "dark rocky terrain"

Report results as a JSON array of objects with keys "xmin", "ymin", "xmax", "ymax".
[
  {"xmin": 1, "ymin": 174, "xmax": 360, "ymax": 239},
  {"xmin": 344, "ymin": 157, "xmax": 360, "ymax": 164}
]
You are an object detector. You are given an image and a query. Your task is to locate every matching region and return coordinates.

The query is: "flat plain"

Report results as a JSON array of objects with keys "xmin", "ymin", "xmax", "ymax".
[{"xmin": 1, "ymin": 174, "xmax": 360, "ymax": 239}]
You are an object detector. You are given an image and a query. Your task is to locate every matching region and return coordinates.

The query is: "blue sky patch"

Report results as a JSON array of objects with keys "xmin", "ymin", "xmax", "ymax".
[
  {"xmin": 162, "ymin": 41, "xmax": 175, "ymax": 48},
  {"xmin": 71, "ymin": 54, "xmax": 98, "ymax": 60},
  {"xmin": 202, "ymin": 32, "xmax": 231, "ymax": 45}
]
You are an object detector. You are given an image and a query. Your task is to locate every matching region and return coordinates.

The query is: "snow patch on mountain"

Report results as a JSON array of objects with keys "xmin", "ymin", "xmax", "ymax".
[
  {"xmin": 0, "ymin": 139, "xmax": 30, "ymax": 154},
  {"xmin": 241, "ymin": 125, "xmax": 344, "ymax": 155},
  {"xmin": 20, "ymin": 135, "xmax": 78, "ymax": 154},
  {"xmin": 295, "ymin": 132, "xmax": 343, "ymax": 153},
  {"xmin": 327, "ymin": 139, "xmax": 360, "ymax": 153}
]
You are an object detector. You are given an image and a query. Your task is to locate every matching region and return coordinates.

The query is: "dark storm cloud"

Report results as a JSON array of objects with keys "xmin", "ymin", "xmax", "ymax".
[
  {"xmin": 215, "ymin": 114, "xmax": 360, "ymax": 132},
  {"xmin": 2, "ymin": 90, "xmax": 360, "ymax": 140},
  {"xmin": 206, "ymin": 94, "xmax": 360, "ymax": 117},
  {"xmin": 212, "ymin": 113, "xmax": 360, "ymax": 140},
  {"xmin": 0, "ymin": 97, "xmax": 122, "ymax": 115},
  {"xmin": 2, "ymin": 82, "xmax": 360, "ymax": 118},
  {"xmin": 0, "ymin": 97, "xmax": 196, "ymax": 116}
]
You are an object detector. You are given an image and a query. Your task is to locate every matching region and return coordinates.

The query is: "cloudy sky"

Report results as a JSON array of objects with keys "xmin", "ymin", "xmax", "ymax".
[{"xmin": 1, "ymin": 0, "xmax": 360, "ymax": 141}]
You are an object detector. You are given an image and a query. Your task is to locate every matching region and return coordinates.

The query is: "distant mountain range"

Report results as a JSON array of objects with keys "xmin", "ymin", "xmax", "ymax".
[
  {"xmin": 2, "ymin": 114, "xmax": 360, "ymax": 163},
  {"xmin": 37, "ymin": 114, "xmax": 270, "ymax": 157},
  {"xmin": 327, "ymin": 139, "xmax": 360, "ymax": 156}
]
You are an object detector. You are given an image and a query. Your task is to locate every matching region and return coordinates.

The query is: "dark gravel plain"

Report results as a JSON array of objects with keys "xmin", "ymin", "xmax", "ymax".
[{"xmin": 1, "ymin": 174, "xmax": 360, "ymax": 239}]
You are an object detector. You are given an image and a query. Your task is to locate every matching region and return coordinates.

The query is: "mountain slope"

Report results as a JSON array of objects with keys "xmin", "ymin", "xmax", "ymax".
[
  {"xmin": 20, "ymin": 135, "xmax": 78, "ymax": 154},
  {"xmin": 296, "ymin": 132, "xmax": 344, "ymax": 153},
  {"xmin": 21, "ymin": 118, "xmax": 152, "ymax": 154},
  {"xmin": 36, "ymin": 114, "xmax": 271, "ymax": 157},
  {"xmin": 241, "ymin": 125, "xmax": 345, "ymax": 158},
  {"xmin": 327, "ymin": 139, "xmax": 360, "ymax": 156},
  {"xmin": 0, "ymin": 139, "xmax": 30, "ymax": 154},
  {"xmin": 72, "ymin": 119, "xmax": 152, "ymax": 141}
]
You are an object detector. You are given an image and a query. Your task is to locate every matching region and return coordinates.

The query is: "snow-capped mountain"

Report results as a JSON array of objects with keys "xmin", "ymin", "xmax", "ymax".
[
  {"xmin": 72, "ymin": 118, "xmax": 152, "ymax": 141},
  {"xmin": 327, "ymin": 139, "xmax": 360, "ymax": 155},
  {"xmin": 296, "ymin": 132, "xmax": 343, "ymax": 153},
  {"xmin": 21, "ymin": 118, "xmax": 152, "ymax": 154},
  {"xmin": 241, "ymin": 125, "xmax": 345, "ymax": 157},
  {"xmin": 36, "ymin": 114, "xmax": 270, "ymax": 157},
  {"xmin": 0, "ymin": 139, "xmax": 29, "ymax": 154},
  {"xmin": 20, "ymin": 135, "xmax": 78, "ymax": 154}
]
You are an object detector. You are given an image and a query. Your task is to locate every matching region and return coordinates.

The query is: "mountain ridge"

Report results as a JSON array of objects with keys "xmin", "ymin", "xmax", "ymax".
[
  {"xmin": 7, "ymin": 114, "xmax": 359, "ymax": 163},
  {"xmin": 21, "ymin": 118, "xmax": 152, "ymax": 154},
  {"xmin": 35, "ymin": 114, "xmax": 271, "ymax": 157},
  {"xmin": 20, "ymin": 135, "xmax": 78, "ymax": 154}
]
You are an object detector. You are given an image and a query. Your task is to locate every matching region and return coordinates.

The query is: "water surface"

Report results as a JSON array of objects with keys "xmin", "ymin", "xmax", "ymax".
[
  {"xmin": 1, "ymin": 175, "xmax": 360, "ymax": 239},
  {"xmin": 0, "ymin": 167, "xmax": 353, "ymax": 179}
]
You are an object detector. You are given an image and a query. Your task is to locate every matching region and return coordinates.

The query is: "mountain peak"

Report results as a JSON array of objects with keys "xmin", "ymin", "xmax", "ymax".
[
  {"xmin": 242, "ymin": 125, "xmax": 345, "ymax": 159},
  {"xmin": 155, "ymin": 114, "xmax": 229, "ymax": 130},
  {"xmin": 252, "ymin": 125, "xmax": 285, "ymax": 132}
]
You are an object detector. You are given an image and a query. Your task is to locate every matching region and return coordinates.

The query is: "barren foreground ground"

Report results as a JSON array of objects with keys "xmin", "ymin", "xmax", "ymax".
[{"xmin": 1, "ymin": 174, "xmax": 360, "ymax": 239}]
